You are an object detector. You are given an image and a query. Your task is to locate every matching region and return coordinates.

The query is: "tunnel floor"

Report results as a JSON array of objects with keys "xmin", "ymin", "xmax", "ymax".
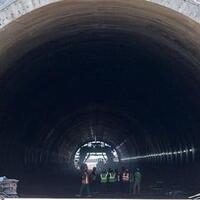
[{"xmin": 15, "ymin": 170, "xmax": 196, "ymax": 199}]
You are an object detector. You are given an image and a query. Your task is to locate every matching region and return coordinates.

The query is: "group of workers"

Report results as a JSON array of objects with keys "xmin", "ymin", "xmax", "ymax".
[{"xmin": 78, "ymin": 164, "xmax": 142, "ymax": 197}]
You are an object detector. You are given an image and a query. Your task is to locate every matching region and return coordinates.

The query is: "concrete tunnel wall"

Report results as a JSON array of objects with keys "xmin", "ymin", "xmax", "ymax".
[
  {"xmin": 0, "ymin": 0, "xmax": 200, "ymax": 188},
  {"xmin": 1, "ymin": 0, "xmax": 200, "ymax": 28}
]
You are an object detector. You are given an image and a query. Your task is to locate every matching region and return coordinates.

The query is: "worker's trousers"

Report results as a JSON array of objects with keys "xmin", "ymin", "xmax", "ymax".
[
  {"xmin": 79, "ymin": 183, "xmax": 91, "ymax": 196},
  {"xmin": 133, "ymin": 182, "xmax": 140, "ymax": 195}
]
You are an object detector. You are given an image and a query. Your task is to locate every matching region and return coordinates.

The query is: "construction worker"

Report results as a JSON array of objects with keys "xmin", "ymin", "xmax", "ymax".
[
  {"xmin": 133, "ymin": 168, "xmax": 142, "ymax": 195},
  {"xmin": 122, "ymin": 168, "xmax": 130, "ymax": 182},
  {"xmin": 116, "ymin": 169, "xmax": 121, "ymax": 192},
  {"xmin": 100, "ymin": 170, "xmax": 108, "ymax": 183},
  {"xmin": 100, "ymin": 170, "xmax": 108, "ymax": 193},
  {"xmin": 122, "ymin": 168, "xmax": 130, "ymax": 193},
  {"xmin": 108, "ymin": 169, "xmax": 116, "ymax": 192},
  {"xmin": 90, "ymin": 167, "xmax": 97, "ymax": 194},
  {"xmin": 106, "ymin": 168, "xmax": 111, "ymax": 193},
  {"xmin": 78, "ymin": 164, "xmax": 91, "ymax": 197},
  {"xmin": 109, "ymin": 170, "xmax": 116, "ymax": 183},
  {"xmin": 129, "ymin": 169, "xmax": 135, "ymax": 194},
  {"xmin": 116, "ymin": 169, "xmax": 120, "ymax": 182}
]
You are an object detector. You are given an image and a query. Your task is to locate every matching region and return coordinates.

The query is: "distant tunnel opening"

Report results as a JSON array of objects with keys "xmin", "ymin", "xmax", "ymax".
[
  {"xmin": 0, "ymin": 0, "xmax": 200, "ymax": 197},
  {"xmin": 74, "ymin": 140, "xmax": 120, "ymax": 170}
]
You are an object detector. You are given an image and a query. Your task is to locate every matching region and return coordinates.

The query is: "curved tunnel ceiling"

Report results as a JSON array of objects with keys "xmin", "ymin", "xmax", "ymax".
[
  {"xmin": 1, "ymin": 0, "xmax": 200, "ymax": 28},
  {"xmin": 0, "ymin": 0, "xmax": 200, "ymax": 175}
]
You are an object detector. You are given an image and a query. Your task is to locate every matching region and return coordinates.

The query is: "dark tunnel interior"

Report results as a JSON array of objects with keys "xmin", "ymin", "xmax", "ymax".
[{"xmin": 0, "ymin": 0, "xmax": 200, "ymax": 198}]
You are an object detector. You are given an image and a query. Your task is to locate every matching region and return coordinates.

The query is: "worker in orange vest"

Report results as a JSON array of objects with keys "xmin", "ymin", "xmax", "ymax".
[
  {"xmin": 122, "ymin": 168, "xmax": 130, "ymax": 193},
  {"xmin": 78, "ymin": 164, "xmax": 91, "ymax": 197}
]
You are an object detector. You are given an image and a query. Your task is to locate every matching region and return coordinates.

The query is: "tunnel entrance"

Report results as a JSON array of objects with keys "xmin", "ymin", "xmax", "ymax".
[
  {"xmin": 0, "ymin": 0, "xmax": 200, "ymax": 198},
  {"xmin": 74, "ymin": 140, "xmax": 119, "ymax": 170}
]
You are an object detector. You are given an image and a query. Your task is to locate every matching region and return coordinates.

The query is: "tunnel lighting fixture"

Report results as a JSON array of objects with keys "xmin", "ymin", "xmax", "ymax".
[
  {"xmin": 188, "ymin": 193, "xmax": 200, "ymax": 199},
  {"xmin": 121, "ymin": 148, "xmax": 195, "ymax": 161}
]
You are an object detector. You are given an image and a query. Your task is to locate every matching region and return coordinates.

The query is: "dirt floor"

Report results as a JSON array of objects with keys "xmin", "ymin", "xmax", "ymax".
[{"xmin": 16, "ymin": 174, "xmax": 193, "ymax": 199}]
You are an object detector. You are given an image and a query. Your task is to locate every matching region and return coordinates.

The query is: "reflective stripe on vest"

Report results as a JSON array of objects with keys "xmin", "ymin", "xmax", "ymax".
[
  {"xmin": 100, "ymin": 173, "xmax": 107, "ymax": 183},
  {"xmin": 109, "ymin": 173, "xmax": 116, "ymax": 183},
  {"xmin": 122, "ymin": 172, "xmax": 130, "ymax": 181}
]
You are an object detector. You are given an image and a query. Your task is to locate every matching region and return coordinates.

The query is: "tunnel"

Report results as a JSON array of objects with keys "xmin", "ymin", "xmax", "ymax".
[{"xmin": 0, "ymin": 0, "xmax": 200, "ymax": 198}]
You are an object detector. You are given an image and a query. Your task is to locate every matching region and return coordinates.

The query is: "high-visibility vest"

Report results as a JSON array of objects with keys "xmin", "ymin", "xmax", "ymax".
[
  {"xmin": 134, "ymin": 172, "xmax": 142, "ymax": 183},
  {"xmin": 81, "ymin": 172, "xmax": 89, "ymax": 184},
  {"xmin": 109, "ymin": 172, "xmax": 116, "ymax": 183},
  {"xmin": 122, "ymin": 172, "xmax": 130, "ymax": 182},
  {"xmin": 100, "ymin": 173, "xmax": 108, "ymax": 183}
]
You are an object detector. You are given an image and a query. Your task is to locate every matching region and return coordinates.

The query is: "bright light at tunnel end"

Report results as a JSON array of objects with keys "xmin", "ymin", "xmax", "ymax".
[
  {"xmin": 73, "ymin": 140, "xmax": 120, "ymax": 170},
  {"xmin": 121, "ymin": 148, "xmax": 195, "ymax": 161}
]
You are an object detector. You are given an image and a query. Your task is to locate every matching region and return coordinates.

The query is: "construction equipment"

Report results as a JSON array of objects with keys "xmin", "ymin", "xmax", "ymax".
[{"xmin": 0, "ymin": 176, "xmax": 19, "ymax": 198}]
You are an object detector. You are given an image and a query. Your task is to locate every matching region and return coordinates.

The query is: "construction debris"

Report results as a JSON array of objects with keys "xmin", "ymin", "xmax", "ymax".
[{"xmin": 0, "ymin": 176, "xmax": 19, "ymax": 198}]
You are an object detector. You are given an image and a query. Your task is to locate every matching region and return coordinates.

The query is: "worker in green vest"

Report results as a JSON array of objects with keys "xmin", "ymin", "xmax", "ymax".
[
  {"xmin": 100, "ymin": 170, "xmax": 108, "ymax": 183},
  {"xmin": 100, "ymin": 170, "xmax": 108, "ymax": 193},
  {"xmin": 108, "ymin": 169, "xmax": 116, "ymax": 192},
  {"xmin": 109, "ymin": 170, "xmax": 116, "ymax": 183},
  {"xmin": 133, "ymin": 168, "xmax": 142, "ymax": 195}
]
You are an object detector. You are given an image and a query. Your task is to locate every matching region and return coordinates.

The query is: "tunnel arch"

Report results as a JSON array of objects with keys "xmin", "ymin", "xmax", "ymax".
[
  {"xmin": 1, "ymin": 0, "xmax": 200, "ymax": 28},
  {"xmin": 0, "ymin": 0, "xmax": 200, "ymax": 169},
  {"xmin": 0, "ymin": 0, "xmax": 200, "ymax": 197},
  {"xmin": 73, "ymin": 139, "xmax": 120, "ymax": 170}
]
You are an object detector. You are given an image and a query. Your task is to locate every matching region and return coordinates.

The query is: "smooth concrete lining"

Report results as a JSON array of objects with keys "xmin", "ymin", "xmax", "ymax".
[
  {"xmin": 0, "ymin": 0, "xmax": 199, "ymax": 167},
  {"xmin": 0, "ymin": 0, "xmax": 200, "ymax": 77},
  {"xmin": 0, "ymin": 0, "xmax": 200, "ymax": 28}
]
